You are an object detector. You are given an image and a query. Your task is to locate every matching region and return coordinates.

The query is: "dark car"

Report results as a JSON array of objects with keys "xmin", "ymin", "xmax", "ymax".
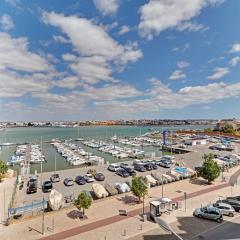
[
  {"xmin": 64, "ymin": 177, "xmax": 74, "ymax": 186},
  {"xmin": 75, "ymin": 176, "xmax": 86, "ymax": 185},
  {"xmin": 159, "ymin": 160, "xmax": 172, "ymax": 168},
  {"xmin": 50, "ymin": 173, "xmax": 60, "ymax": 183},
  {"xmin": 42, "ymin": 180, "xmax": 53, "ymax": 193},
  {"xmin": 27, "ymin": 182, "xmax": 37, "ymax": 194},
  {"xmin": 144, "ymin": 162, "xmax": 157, "ymax": 170},
  {"xmin": 116, "ymin": 168, "xmax": 130, "ymax": 177},
  {"xmin": 134, "ymin": 164, "xmax": 146, "ymax": 172},
  {"xmin": 27, "ymin": 175, "xmax": 38, "ymax": 186},
  {"xmin": 121, "ymin": 165, "xmax": 136, "ymax": 176},
  {"xmin": 217, "ymin": 199, "xmax": 240, "ymax": 212},
  {"xmin": 227, "ymin": 196, "xmax": 240, "ymax": 201},
  {"xmin": 94, "ymin": 172, "xmax": 105, "ymax": 181}
]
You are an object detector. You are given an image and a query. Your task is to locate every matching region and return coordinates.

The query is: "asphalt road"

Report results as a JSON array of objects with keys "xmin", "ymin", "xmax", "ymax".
[{"xmin": 192, "ymin": 215, "xmax": 240, "ymax": 240}]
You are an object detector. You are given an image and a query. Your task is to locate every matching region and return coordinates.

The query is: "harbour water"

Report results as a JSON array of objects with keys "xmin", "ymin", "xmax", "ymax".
[{"xmin": 0, "ymin": 125, "xmax": 211, "ymax": 173}]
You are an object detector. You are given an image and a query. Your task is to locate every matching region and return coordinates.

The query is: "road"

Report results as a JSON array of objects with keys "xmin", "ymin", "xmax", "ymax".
[{"xmin": 192, "ymin": 215, "xmax": 240, "ymax": 240}]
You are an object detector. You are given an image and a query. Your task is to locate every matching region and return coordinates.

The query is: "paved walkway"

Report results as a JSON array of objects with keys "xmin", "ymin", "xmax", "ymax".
[{"xmin": 38, "ymin": 168, "xmax": 240, "ymax": 240}]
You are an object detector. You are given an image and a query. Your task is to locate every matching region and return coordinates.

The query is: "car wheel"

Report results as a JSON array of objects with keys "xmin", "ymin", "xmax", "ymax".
[
  {"xmin": 198, "ymin": 214, "xmax": 203, "ymax": 218},
  {"xmin": 216, "ymin": 218, "xmax": 222, "ymax": 223},
  {"xmin": 229, "ymin": 213, "xmax": 234, "ymax": 217}
]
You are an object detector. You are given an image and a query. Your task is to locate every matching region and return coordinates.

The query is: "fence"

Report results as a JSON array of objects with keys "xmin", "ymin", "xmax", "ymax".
[{"xmin": 8, "ymin": 174, "xmax": 19, "ymax": 214}]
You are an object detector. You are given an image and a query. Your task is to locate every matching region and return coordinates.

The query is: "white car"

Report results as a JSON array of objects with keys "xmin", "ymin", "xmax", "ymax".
[
  {"xmin": 212, "ymin": 202, "xmax": 235, "ymax": 217},
  {"xmin": 108, "ymin": 164, "xmax": 120, "ymax": 172},
  {"xmin": 83, "ymin": 174, "xmax": 95, "ymax": 183}
]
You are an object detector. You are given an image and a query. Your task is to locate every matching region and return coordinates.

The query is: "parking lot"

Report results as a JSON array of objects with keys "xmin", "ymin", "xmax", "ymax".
[{"xmin": 17, "ymin": 143, "xmax": 239, "ymax": 206}]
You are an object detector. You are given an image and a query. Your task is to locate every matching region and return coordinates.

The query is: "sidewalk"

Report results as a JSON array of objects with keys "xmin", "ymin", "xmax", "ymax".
[{"xmin": 1, "ymin": 166, "xmax": 239, "ymax": 240}]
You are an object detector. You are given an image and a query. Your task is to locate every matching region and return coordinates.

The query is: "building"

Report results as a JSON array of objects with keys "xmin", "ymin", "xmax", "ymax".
[
  {"xmin": 215, "ymin": 119, "xmax": 240, "ymax": 131},
  {"xmin": 185, "ymin": 138, "xmax": 207, "ymax": 146}
]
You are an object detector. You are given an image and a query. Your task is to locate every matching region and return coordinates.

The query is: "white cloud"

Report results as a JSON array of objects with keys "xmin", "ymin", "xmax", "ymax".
[
  {"xmin": 0, "ymin": 32, "xmax": 50, "ymax": 72},
  {"xmin": 43, "ymin": 12, "xmax": 142, "ymax": 85},
  {"xmin": 93, "ymin": 0, "xmax": 119, "ymax": 16},
  {"xmin": 0, "ymin": 14, "xmax": 14, "ymax": 31},
  {"xmin": 118, "ymin": 25, "xmax": 130, "ymax": 35},
  {"xmin": 229, "ymin": 43, "xmax": 240, "ymax": 53},
  {"xmin": 169, "ymin": 70, "xmax": 186, "ymax": 80},
  {"xmin": 0, "ymin": 70, "xmax": 55, "ymax": 97},
  {"xmin": 176, "ymin": 21, "xmax": 208, "ymax": 32},
  {"xmin": 229, "ymin": 56, "xmax": 240, "ymax": 66},
  {"xmin": 53, "ymin": 35, "xmax": 70, "ymax": 43},
  {"xmin": 207, "ymin": 67, "xmax": 229, "ymax": 80},
  {"xmin": 138, "ymin": 0, "xmax": 224, "ymax": 40},
  {"xmin": 177, "ymin": 61, "xmax": 190, "ymax": 68}
]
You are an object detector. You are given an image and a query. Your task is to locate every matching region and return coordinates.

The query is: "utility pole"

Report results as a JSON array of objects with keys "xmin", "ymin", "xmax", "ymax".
[
  {"xmin": 161, "ymin": 175, "xmax": 164, "ymax": 198},
  {"xmin": 40, "ymin": 136, "xmax": 45, "ymax": 235}
]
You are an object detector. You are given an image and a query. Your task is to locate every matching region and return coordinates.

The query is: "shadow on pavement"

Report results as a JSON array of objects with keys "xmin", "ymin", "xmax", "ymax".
[
  {"xmin": 66, "ymin": 210, "xmax": 83, "ymax": 219},
  {"xmin": 131, "ymin": 215, "xmax": 240, "ymax": 240}
]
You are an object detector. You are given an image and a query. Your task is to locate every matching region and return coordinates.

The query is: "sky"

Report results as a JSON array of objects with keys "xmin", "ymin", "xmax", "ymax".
[{"xmin": 0, "ymin": 0, "xmax": 240, "ymax": 121}]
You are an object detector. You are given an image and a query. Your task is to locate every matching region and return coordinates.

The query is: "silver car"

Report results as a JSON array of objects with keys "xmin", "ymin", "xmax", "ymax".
[
  {"xmin": 212, "ymin": 202, "xmax": 235, "ymax": 217},
  {"xmin": 193, "ymin": 206, "xmax": 223, "ymax": 223}
]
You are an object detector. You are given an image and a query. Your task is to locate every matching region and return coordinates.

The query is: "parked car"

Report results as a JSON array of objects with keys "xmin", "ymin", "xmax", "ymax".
[
  {"xmin": 27, "ymin": 175, "xmax": 38, "ymax": 186},
  {"xmin": 64, "ymin": 177, "xmax": 74, "ymax": 186},
  {"xmin": 108, "ymin": 164, "xmax": 120, "ymax": 172},
  {"xmin": 212, "ymin": 203, "xmax": 235, "ymax": 217},
  {"xmin": 116, "ymin": 168, "xmax": 130, "ymax": 178},
  {"xmin": 75, "ymin": 176, "xmax": 86, "ymax": 185},
  {"xmin": 144, "ymin": 162, "xmax": 157, "ymax": 170},
  {"xmin": 159, "ymin": 160, "xmax": 172, "ymax": 168},
  {"xmin": 94, "ymin": 172, "xmax": 105, "ymax": 181},
  {"xmin": 227, "ymin": 196, "xmax": 240, "ymax": 201},
  {"xmin": 193, "ymin": 206, "xmax": 223, "ymax": 223},
  {"xmin": 27, "ymin": 182, "xmax": 37, "ymax": 194},
  {"xmin": 83, "ymin": 174, "xmax": 95, "ymax": 183},
  {"xmin": 42, "ymin": 180, "xmax": 53, "ymax": 193},
  {"xmin": 217, "ymin": 199, "xmax": 240, "ymax": 212},
  {"xmin": 120, "ymin": 164, "xmax": 136, "ymax": 176},
  {"xmin": 50, "ymin": 173, "xmax": 60, "ymax": 183},
  {"xmin": 134, "ymin": 163, "xmax": 146, "ymax": 172}
]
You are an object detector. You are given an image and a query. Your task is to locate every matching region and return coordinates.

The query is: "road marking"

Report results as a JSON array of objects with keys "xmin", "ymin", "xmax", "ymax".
[{"xmin": 190, "ymin": 214, "xmax": 240, "ymax": 239}]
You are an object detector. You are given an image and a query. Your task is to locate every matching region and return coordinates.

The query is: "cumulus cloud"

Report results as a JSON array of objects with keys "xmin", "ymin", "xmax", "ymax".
[
  {"xmin": 169, "ymin": 70, "xmax": 186, "ymax": 80},
  {"xmin": 0, "ymin": 32, "xmax": 50, "ymax": 72},
  {"xmin": 207, "ymin": 67, "xmax": 229, "ymax": 80},
  {"xmin": 53, "ymin": 35, "xmax": 70, "ymax": 43},
  {"xmin": 229, "ymin": 56, "xmax": 240, "ymax": 66},
  {"xmin": 138, "ymin": 0, "xmax": 224, "ymax": 39},
  {"xmin": 229, "ymin": 43, "xmax": 240, "ymax": 53},
  {"xmin": 118, "ymin": 25, "xmax": 130, "ymax": 35},
  {"xmin": 177, "ymin": 61, "xmax": 190, "ymax": 68},
  {"xmin": 0, "ymin": 14, "xmax": 14, "ymax": 31},
  {"xmin": 93, "ymin": 0, "xmax": 119, "ymax": 16},
  {"xmin": 43, "ymin": 12, "xmax": 142, "ymax": 85}
]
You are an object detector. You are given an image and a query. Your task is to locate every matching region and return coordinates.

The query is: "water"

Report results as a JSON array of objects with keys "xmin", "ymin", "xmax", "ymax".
[{"xmin": 0, "ymin": 125, "xmax": 211, "ymax": 173}]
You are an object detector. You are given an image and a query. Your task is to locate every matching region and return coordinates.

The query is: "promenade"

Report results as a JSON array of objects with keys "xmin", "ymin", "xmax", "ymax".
[{"xmin": 1, "ymin": 165, "xmax": 240, "ymax": 240}]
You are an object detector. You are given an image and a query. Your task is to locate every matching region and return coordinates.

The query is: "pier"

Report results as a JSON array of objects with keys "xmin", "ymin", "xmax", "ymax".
[
  {"xmin": 161, "ymin": 145, "xmax": 194, "ymax": 154},
  {"xmin": 21, "ymin": 145, "xmax": 30, "ymax": 176}
]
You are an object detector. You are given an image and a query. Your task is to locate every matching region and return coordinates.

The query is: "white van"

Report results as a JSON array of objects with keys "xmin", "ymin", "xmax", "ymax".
[{"xmin": 108, "ymin": 163, "xmax": 120, "ymax": 172}]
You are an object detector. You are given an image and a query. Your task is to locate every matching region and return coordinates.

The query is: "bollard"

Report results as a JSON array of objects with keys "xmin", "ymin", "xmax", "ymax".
[
  {"xmin": 122, "ymin": 229, "xmax": 126, "ymax": 236},
  {"xmin": 139, "ymin": 224, "xmax": 143, "ymax": 231}
]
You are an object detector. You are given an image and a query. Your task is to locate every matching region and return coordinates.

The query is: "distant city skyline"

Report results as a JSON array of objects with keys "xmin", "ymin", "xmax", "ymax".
[{"xmin": 1, "ymin": 0, "xmax": 240, "ymax": 121}]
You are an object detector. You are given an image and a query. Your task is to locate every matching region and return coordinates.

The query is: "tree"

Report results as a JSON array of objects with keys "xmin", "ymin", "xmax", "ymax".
[
  {"xmin": 201, "ymin": 153, "xmax": 220, "ymax": 184},
  {"xmin": 204, "ymin": 128, "xmax": 212, "ymax": 133},
  {"xmin": 221, "ymin": 124, "xmax": 235, "ymax": 134},
  {"xmin": 132, "ymin": 176, "xmax": 148, "ymax": 214},
  {"xmin": 74, "ymin": 192, "xmax": 92, "ymax": 217},
  {"xmin": 0, "ymin": 160, "xmax": 8, "ymax": 182}
]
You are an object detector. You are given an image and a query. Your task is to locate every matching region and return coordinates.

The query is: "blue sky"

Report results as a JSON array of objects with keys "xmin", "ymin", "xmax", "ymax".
[{"xmin": 0, "ymin": 0, "xmax": 240, "ymax": 121}]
